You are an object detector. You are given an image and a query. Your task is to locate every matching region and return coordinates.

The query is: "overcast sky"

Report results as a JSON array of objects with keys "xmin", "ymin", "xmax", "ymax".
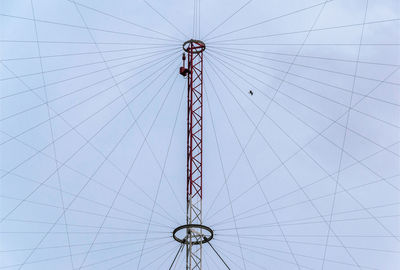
[{"xmin": 1, "ymin": 0, "xmax": 399, "ymax": 269}]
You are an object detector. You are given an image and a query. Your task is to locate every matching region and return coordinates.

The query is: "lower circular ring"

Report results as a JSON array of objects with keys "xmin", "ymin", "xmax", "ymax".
[{"xmin": 173, "ymin": 224, "xmax": 213, "ymax": 245}]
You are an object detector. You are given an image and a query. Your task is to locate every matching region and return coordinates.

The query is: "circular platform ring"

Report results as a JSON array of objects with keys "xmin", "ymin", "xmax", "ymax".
[
  {"xmin": 173, "ymin": 224, "xmax": 213, "ymax": 245},
  {"xmin": 183, "ymin": 39, "xmax": 206, "ymax": 53}
]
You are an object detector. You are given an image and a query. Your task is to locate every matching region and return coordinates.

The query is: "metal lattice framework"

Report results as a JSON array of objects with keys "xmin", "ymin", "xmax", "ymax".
[{"xmin": 184, "ymin": 39, "xmax": 206, "ymax": 270}]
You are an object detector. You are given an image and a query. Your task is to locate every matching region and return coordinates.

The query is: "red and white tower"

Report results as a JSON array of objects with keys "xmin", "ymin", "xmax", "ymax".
[
  {"xmin": 175, "ymin": 39, "xmax": 208, "ymax": 270},
  {"xmin": 184, "ymin": 39, "xmax": 205, "ymax": 270}
]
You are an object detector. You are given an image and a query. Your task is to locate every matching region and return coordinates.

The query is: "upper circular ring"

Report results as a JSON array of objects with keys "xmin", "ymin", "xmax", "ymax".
[
  {"xmin": 183, "ymin": 39, "xmax": 206, "ymax": 53},
  {"xmin": 172, "ymin": 224, "xmax": 213, "ymax": 245}
]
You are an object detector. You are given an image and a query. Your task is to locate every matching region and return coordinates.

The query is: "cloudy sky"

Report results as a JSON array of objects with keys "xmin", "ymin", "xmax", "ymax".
[{"xmin": 1, "ymin": 0, "xmax": 399, "ymax": 269}]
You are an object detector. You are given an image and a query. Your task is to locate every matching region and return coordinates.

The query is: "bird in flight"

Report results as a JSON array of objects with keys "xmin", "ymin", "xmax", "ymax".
[{"xmin": 249, "ymin": 90, "xmax": 254, "ymax": 96}]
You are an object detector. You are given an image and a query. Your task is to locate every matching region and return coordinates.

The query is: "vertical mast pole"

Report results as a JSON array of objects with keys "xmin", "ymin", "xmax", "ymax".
[{"xmin": 182, "ymin": 39, "xmax": 205, "ymax": 270}]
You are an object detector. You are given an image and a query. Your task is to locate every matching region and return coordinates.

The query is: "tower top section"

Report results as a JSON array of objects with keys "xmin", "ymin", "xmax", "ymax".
[{"xmin": 183, "ymin": 39, "xmax": 206, "ymax": 53}]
